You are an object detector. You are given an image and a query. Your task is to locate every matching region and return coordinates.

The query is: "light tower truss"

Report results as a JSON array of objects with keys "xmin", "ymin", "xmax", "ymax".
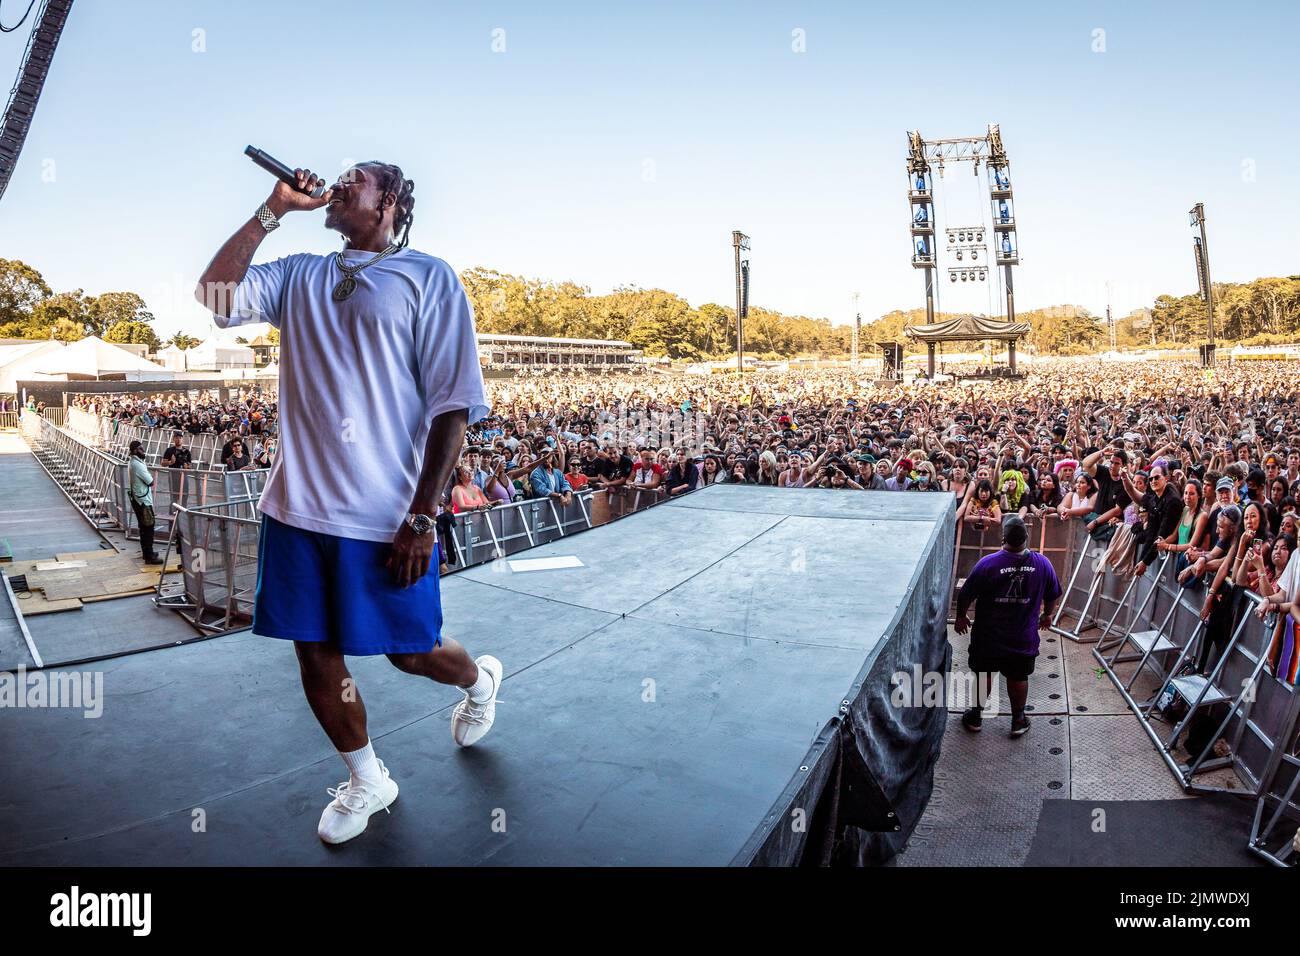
[{"xmin": 906, "ymin": 124, "xmax": 1020, "ymax": 328}]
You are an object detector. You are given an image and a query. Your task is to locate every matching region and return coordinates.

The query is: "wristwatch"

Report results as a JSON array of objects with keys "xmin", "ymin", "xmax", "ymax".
[
  {"xmin": 255, "ymin": 202, "xmax": 281, "ymax": 233},
  {"xmin": 405, "ymin": 513, "xmax": 434, "ymax": 535}
]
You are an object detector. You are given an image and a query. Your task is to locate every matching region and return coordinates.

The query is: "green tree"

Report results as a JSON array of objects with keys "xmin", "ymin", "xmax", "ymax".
[
  {"xmin": 87, "ymin": 292, "xmax": 154, "ymax": 337},
  {"xmin": 0, "ymin": 258, "xmax": 51, "ymax": 329},
  {"xmin": 168, "ymin": 333, "xmax": 201, "ymax": 350},
  {"xmin": 104, "ymin": 320, "xmax": 161, "ymax": 350},
  {"xmin": 30, "ymin": 289, "xmax": 93, "ymax": 335}
]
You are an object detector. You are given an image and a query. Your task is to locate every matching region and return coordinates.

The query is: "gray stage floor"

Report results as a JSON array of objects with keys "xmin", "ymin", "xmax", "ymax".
[
  {"xmin": 0, "ymin": 484, "xmax": 950, "ymax": 866},
  {"xmin": 0, "ymin": 431, "xmax": 106, "ymax": 560},
  {"xmin": 0, "ymin": 431, "xmax": 198, "ymax": 669}
]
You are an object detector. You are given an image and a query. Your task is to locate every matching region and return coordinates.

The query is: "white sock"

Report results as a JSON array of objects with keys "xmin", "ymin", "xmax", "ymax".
[
  {"xmin": 463, "ymin": 664, "xmax": 495, "ymax": 703},
  {"xmin": 340, "ymin": 740, "xmax": 383, "ymax": 788}
]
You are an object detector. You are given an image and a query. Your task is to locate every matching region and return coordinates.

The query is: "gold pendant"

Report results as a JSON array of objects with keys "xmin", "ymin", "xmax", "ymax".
[{"xmin": 332, "ymin": 276, "xmax": 357, "ymax": 302}]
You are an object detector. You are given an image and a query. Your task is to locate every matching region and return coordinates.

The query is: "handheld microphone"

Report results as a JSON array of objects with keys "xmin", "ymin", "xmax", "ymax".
[{"xmin": 244, "ymin": 145, "xmax": 327, "ymax": 198}]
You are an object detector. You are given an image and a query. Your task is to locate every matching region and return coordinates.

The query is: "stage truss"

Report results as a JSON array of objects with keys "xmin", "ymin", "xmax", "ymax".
[{"xmin": 905, "ymin": 124, "xmax": 1021, "ymax": 346}]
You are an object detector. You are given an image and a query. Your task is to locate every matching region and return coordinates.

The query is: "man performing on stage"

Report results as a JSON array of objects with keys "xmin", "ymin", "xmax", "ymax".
[{"xmin": 194, "ymin": 162, "xmax": 501, "ymax": 845}]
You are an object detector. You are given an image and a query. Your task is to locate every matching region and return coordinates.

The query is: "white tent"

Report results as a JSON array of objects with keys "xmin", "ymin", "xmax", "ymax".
[
  {"xmin": 0, "ymin": 340, "xmax": 66, "ymax": 392},
  {"xmin": 254, "ymin": 360, "xmax": 279, "ymax": 378},
  {"xmin": 157, "ymin": 343, "xmax": 189, "ymax": 371},
  {"xmin": 20, "ymin": 336, "xmax": 166, "ymax": 379},
  {"xmin": 184, "ymin": 337, "xmax": 255, "ymax": 371}
]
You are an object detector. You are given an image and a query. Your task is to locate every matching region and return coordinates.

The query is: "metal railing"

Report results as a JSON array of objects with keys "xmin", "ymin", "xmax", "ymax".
[
  {"xmin": 954, "ymin": 509, "xmax": 1300, "ymax": 865},
  {"xmin": 20, "ymin": 410, "xmax": 268, "ymax": 540},
  {"xmin": 22, "ymin": 410, "xmax": 124, "ymax": 529},
  {"xmin": 1050, "ymin": 524, "xmax": 1300, "ymax": 866},
  {"xmin": 158, "ymin": 483, "xmax": 673, "ymax": 633},
  {"xmin": 105, "ymin": 421, "xmax": 231, "ymax": 470},
  {"xmin": 155, "ymin": 498, "xmax": 262, "ymax": 633},
  {"xmin": 950, "ymin": 514, "xmax": 1085, "ymax": 620}
]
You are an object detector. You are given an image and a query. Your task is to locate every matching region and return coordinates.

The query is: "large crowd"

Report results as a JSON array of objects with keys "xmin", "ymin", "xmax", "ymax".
[
  {"xmin": 70, "ymin": 388, "xmax": 279, "ymax": 472},
  {"xmin": 460, "ymin": 359, "xmax": 1300, "ymax": 681},
  {"xmin": 67, "ymin": 361, "xmax": 1300, "ymax": 647}
]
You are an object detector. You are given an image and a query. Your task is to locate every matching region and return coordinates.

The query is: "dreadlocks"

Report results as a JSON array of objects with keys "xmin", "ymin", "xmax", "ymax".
[{"xmin": 363, "ymin": 161, "xmax": 416, "ymax": 249}]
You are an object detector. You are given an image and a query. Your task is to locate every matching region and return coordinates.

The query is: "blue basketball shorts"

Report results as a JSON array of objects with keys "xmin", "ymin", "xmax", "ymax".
[{"xmin": 252, "ymin": 514, "xmax": 443, "ymax": 655}]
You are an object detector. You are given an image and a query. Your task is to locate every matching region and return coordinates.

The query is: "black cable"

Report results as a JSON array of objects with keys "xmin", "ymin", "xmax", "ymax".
[{"xmin": 0, "ymin": 0, "xmax": 38, "ymax": 33}]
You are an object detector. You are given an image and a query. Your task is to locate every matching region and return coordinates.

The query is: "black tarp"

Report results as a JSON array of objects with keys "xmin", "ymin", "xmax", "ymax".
[{"xmin": 741, "ymin": 504, "xmax": 955, "ymax": 865}]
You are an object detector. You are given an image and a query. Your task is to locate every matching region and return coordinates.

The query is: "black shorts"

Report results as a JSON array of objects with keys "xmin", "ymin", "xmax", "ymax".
[{"xmin": 967, "ymin": 644, "xmax": 1036, "ymax": 680}]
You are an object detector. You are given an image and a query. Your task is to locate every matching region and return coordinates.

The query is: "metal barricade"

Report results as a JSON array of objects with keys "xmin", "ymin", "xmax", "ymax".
[
  {"xmin": 157, "ymin": 482, "xmax": 681, "ymax": 638},
  {"xmin": 107, "ymin": 422, "xmax": 226, "ymax": 469},
  {"xmin": 1090, "ymin": 547, "xmax": 1300, "ymax": 822},
  {"xmin": 950, "ymin": 515, "xmax": 1082, "ymax": 620},
  {"xmin": 65, "ymin": 407, "xmax": 110, "ymax": 446},
  {"xmin": 447, "ymin": 491, "xmax": 597, "ymax": 567},
  {"xmin": 1250, "ymin": 682, "xmax": 1300, "ymax": 866},
  {"xmin": 21, "ymin": 411, "xmax": 124, "ymax": 529},
  {"xmin": 156, "ymin": 498, "xmax": 260, "ymax": 633}
]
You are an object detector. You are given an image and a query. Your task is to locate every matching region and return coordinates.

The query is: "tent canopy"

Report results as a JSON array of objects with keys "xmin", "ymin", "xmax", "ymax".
[
  {"xmin": 184, "ymin": 338, "xmax": 255, "ymax": 369},
  {"xmin": 27, "ymin": 336, "xmax": 165, "ymax": 377},
  {"xmin": 904, "ymin": 314, "xmax": 1031, "ymax": 343}
]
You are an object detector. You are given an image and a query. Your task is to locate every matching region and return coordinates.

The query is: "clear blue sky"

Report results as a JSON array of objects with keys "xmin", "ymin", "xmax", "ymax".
[{"xmin": 1, "ymin": 0, "xmax": 1296, "ymax": 339}]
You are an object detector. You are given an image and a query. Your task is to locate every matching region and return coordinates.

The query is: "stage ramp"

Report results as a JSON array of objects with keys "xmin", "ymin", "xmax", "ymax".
[{"xmin": 0, "ymin": 485, "xmax": 953, "ymax": 866}]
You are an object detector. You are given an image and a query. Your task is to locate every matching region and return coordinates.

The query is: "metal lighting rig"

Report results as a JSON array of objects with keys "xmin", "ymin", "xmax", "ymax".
[{"xmin": 905, "ymin": 124, "xmax": 1020, "ymax": 327}]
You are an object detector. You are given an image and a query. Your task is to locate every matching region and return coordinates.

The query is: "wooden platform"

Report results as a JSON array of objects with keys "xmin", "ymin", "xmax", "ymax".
[{"xmin": 3, "ymin": 547, "xmax": 179, "ymax": 616}]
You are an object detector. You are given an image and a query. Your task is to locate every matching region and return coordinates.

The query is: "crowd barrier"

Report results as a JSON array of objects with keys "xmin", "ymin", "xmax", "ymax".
[
  {"xmin": 159, "ymin": 483, "xmax": 673, "ymax": 634},
  {"xmin": 950, "ymin": 514, "xmax": 1086, "ymax": 620},
  {"xmin": 952, "ymin": 510, "xmax": 1300, "ymax": 864},
  {"xmin": 0, "ymin": 409, "xmax": 19, "ymax": 430},
  {"xmin": 65, "ymin": 407, "xmax": 110, "ymax": 446},
  {"xmin": 155, "ymin": 499, "xmax": 261, "ymax": 632},
  {"xmin": 1044, "ymin": 520, "xmax": 1300, "ymax": 866},
  {"xmin": 22, "ymin": 410, "xmax": 125, "ymax": 530},
  {"xmin": 104, "ymin": 420, "xmax": 229, "ymax": 470},
  {"xmin": 20, "ymin": 410, "xmax": 268, "ymax": 541},
  {"xmin": 63, "ymin": 408, "xmax": 249, "ymax": 471}
]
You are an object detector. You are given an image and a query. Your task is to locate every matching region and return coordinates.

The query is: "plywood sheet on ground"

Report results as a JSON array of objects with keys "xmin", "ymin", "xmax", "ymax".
[{"xmin": 9, "ymin": 589, "xmax": 82, "ymax": 615}]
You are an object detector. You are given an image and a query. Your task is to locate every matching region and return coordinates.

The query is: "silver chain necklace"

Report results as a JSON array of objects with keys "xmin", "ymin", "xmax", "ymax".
[{"xmin": 332, "ymin": 244, "xmax": 400, "ymax": 302}]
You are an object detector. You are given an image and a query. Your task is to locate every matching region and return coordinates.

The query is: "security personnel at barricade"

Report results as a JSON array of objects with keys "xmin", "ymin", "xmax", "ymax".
[
  {"xmin": 127, "ymin": 440, "xmax": 163, "ymax": 565},
  {"xmin": 955, "ymin": 515, "xmax": 1062, "ymax": 738}
]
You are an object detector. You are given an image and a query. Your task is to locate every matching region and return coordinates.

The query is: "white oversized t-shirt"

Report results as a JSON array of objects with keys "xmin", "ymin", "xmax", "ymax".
[{"xmin": 216, "ymin": 248, "xmax": 489, "ymax": 542}]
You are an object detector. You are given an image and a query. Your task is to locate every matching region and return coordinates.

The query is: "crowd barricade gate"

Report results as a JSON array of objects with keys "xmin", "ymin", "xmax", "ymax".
[
  {"xmin": 21, "ymin": 411, "xmax": 123, "ymax": 530},
  {"xmin": 1092, "ymin": 553, "xmax": 1300, "ymax": 821},
  {"xmin": 1249, "ymin": 683, "xmax": 1300, "ymax": 866},
  {"xmin": 155, "ymin": 498, "xmax": 260, "ymax": 632},
  {"xmin": 447, "ymin": 491, "xmax": 598, "ymax": 568},
  {"xmin": 950, "ymin": 515, "xmax": 1082, "ymax": 623}
]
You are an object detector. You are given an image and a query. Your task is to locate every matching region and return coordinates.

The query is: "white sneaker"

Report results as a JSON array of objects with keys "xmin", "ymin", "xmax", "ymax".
[
  {"xmin": 451, "ymin": 655, "xmax": 502, "ymax": 747},
  {"xmin": 317, "ymin": 761, "xmax": 399, "ymax": 845}
]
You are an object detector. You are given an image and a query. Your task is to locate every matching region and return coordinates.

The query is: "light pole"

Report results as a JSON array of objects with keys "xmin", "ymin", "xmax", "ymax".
[
  {"xmin": 851, "ymin": 292, "xmax": 860, "ymax": 366},
  {"xmin": 732, "ymin": 231, "xmax": 750, "ymax": 373},
  {"xmin": 1189, "ymin": 203, "xmax": 1215, "ymax": 367}
]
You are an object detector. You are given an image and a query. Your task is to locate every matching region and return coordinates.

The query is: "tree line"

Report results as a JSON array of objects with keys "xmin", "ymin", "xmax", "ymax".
[{"xmin": 4, "ymin": 257, "xmax": 1299, "ymax": 360}]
